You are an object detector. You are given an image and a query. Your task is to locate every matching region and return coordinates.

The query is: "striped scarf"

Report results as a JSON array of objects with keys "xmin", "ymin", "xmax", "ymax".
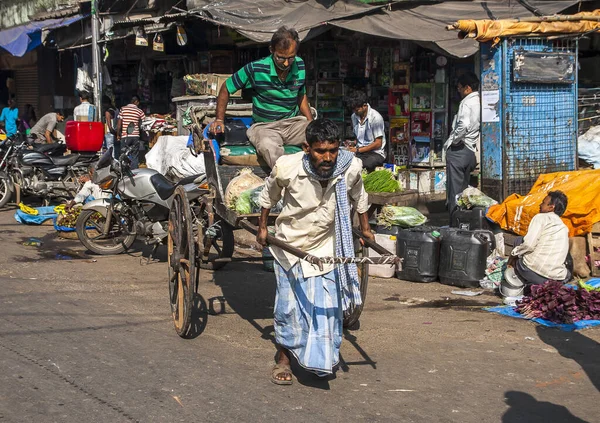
[{"xmin": 302, "ymin": 150, "xmax": 362, "ymax": 312}]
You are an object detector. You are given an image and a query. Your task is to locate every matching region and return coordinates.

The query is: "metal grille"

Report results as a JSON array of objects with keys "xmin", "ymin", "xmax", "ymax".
[{"xmin": 503, "ymin": 38, "xmax": 577, "ymax": 196}]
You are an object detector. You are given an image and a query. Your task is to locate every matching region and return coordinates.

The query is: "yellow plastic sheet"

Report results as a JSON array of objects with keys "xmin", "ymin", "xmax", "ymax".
[
  {"xmin": 454, "ymin": 11, "xmax": 600, "ymax": 43},
  {"xmin": 486, "ymin": 169, "xmax": 600, "ymax": 237}
]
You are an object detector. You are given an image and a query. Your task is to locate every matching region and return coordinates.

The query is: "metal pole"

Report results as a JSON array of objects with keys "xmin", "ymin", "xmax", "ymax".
[{"xmin": 91, "ymin": 0, "xmax": 102, "ymax": 121}]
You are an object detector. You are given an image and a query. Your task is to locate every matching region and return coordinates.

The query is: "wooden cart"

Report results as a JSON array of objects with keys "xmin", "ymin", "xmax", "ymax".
[{"xmin": 167, "ymin": 141, "xmax": 395, "ymax": 338}]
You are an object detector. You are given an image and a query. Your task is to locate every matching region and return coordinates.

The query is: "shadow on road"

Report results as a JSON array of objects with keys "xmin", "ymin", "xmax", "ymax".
[
  {"xmin": 536, "ymin": 326, "xmax": 600, "ymax": 392},
  {"xmin": 183, "ymin": 294, "xmax": 209, "ymax": 339},
  {"xmin": 502, "ymin": 391, "xmax": 588, "ymax": 423}
]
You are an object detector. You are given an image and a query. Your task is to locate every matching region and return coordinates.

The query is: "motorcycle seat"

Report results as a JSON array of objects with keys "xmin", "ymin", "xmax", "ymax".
[
  {"xmin": 32, "ymin": 143, "xmax": 67, "ymax": 156},
  {"xmin": 50, "ymin": 154, "xmax": 81, "ymax": 166},
  {"xmin": 150, "ymin": 173, "xmax": 205, "ymax": 201}
]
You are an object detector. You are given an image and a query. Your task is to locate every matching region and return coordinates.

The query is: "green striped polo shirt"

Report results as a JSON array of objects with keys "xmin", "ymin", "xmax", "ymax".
[{"xmin": 225, "ymin": 55, "xmax": 306, "ymax": 123}]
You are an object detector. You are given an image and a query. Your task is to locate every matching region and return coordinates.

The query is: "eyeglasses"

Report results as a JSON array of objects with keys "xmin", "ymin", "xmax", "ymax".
[{"xmin": 273, "ymin": 54, "xmax": 296, "ymax": 63}]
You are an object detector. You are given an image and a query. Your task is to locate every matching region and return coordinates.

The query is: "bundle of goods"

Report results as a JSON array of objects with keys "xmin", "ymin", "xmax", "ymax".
[
  {"xmin": 516, "ymin": 280, "xmax": 600, "ymax": 324},
  {"xmin": 224, "ymin": 168, "xmax": 264, "ymax": 209},
  {"xmin": 183, "ymin": 74, "xmax": 207, "ymax": 95},
  {"xmin": 362, "ymin": 169, "xmax": 401, "ymax": 193},
  {"xmin": 456, "ymin": 186, "xmax": 497, "ymax": 209},
  {"xmin": 377, "ymin": 205, "xmax": 427, "ymax": 228}
]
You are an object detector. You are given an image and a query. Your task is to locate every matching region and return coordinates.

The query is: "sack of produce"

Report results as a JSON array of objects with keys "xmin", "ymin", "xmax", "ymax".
[
  {"xmin": 377, "ymin": 205, "xmax": 427, "ymax": 228},
  {"xmin": 362, "ymin": 169, "xmax": 401, "ymax": 193},
  {"xmin": 224, "ymin": 168, "xmax": 264, "ymax": 209},
  {"xmin": 457, "ymin": 186, "xmax": 497, "ymax": 209},
  {"xmin": 234, "ymin": 185, "xmax": 283, "ymax": 215}
]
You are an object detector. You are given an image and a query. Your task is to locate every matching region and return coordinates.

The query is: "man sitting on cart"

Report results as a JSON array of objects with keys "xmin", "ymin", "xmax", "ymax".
[
  {"xmin": 257, "ymin": 118, "xmax": 374, "ymax": 385},
  {"xmin": 209, "ymin": 26, "xmax": 313, "ymax": 169}
]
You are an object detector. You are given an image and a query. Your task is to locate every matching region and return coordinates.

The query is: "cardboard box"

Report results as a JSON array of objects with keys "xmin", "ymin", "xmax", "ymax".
[{"xmin": 207, "ymin": 73, "xmax": 241, "ymax": 98}]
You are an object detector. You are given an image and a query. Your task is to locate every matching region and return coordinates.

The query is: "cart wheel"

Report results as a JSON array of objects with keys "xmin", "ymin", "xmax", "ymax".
[
  {"xmin": 168, "ymin": 186, "xmax": 196, "ymax": 338},
  {"xmin": 343, "ymin": 245, "xmax": 369, "ymax": 329},
  {"xmin": 198, "ymin": 206, "xmax": 234, "ymax": 271}
]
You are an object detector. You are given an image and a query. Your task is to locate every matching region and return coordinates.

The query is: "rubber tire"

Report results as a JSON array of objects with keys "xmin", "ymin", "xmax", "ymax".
[
  {"xmin": 343, "ymin": 246, "xmax": 369, "ymax": 329},
  {"xmin": 76, "ymin": 209, "xmax": 137, "ymax": 255},
  {"xmin": 0, "ymin": 176, "xmax": 12, "ymax": 208}
]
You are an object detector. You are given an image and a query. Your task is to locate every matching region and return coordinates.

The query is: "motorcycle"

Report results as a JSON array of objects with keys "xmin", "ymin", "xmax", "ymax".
[
  {"xmin": 75, "ymin": 146, "xmax": 205, "ymax": 255},
  {"xmin": 0, "ymin": 133, "xmax": 96, "ymax": 206}
]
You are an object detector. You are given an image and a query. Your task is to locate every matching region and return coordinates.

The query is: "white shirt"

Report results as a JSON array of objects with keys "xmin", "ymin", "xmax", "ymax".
[
  {"xmin": 444, "ymin": 91, "xmax": 480, "ymax": 154},
  {"xmin": 74, "ymin": 181, "xmax": 110, "ymax": 204},
  {"xmin": 351, "ymin": 104, "xmax": 386, "ymax": 158},
  {"xmin": 259, "ymin": 152, "xmax": 369, "ymax": 277},
  {"xmin": 511, "ymin": 212, "xmax": 569, "ymax": 280},
  {"xmin": 73, "ymin": 102, "xmax": 97, "ymax": 122}
]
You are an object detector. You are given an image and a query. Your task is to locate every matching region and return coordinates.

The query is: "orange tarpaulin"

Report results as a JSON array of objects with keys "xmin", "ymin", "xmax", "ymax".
[
  {"xmin": 453, "ymin": 10, "xmax": 600, "ymax": 43},
  {"xmin": 486, "ymin": 169, "xmax": 600, "ymax": 237}
]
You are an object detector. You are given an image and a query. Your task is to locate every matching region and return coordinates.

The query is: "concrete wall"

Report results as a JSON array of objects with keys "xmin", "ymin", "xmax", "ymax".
[{"xmin": 0, "ymin": 0, "xmax": 80, "ymax": 29}]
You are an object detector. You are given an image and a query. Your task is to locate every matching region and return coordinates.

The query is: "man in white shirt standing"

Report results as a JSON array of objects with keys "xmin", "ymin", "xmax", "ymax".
[
  {"xmin": 445, "ymin": 72, "xmax": 480, "ymax": 215},
  {"xmin": 347, "ymin": 91, "xmax": 387, "ymax": 172},
  {"xmin": 257, "ymin": 118, "xmax": 373, "ymax": 385},
  {"xmin": 509, "ymin": 191, "xmax": 571, "ymax": 285},
  {"xmin": 73, "ymin": 91, "xmax": 97, "ymax": 122}
]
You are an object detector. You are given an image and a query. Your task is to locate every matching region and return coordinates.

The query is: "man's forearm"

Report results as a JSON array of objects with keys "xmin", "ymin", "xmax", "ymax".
[
  {"xmin": 358, "ymin": 212, "xmax": 371, "ymax": 235},
  {"xmin": 259, "ymin": 207, "xmax": 271, "ymax": 230},
  {"xmin": 298, "ymin": 94, "xmax": 313, "ymax": 121},
  {"xmin": 357, "ymin": 138, "xmax": 382, "ymax": 153},
  {"xmin": 215, "ymin": 84, "xmax": 230, "ymax": 122}
]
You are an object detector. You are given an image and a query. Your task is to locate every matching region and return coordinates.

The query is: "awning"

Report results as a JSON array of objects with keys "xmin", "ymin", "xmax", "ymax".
[
  {"xmin": 0, "ymin": 15, "xmax": 85, "ymax": 57},
  {"xmin": 330, "ymin": 1, "xmax": 581, "ymax": 58},
  {"xmin": 185, "ymin": 0, "xmax": 579, "ymax": 58},
  {"xmin": 185, "ymin": 0, "xmax": 386, "ymax": 42}
]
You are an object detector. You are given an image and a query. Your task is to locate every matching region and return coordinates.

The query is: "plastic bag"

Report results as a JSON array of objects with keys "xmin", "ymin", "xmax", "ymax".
[
  {"xmin": 224, "ymin": 168, "xmax": 264, "ymax": 209},
  {"xmin": 234, "ymin": 185, "xmax": 283, "ymax": 214},
  {"xmin": 377, "ymin": 206, "xmax": 427, "ymax": 228},
  {"xmin": 457, "ymin": 186, "xmax": 498, "ymax": 209}
]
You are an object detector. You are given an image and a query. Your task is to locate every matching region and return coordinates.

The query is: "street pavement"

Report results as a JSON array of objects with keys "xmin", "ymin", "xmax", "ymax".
[{"xmin": 0, "ymin": 207, "xmax": 598, "ymax": 423}]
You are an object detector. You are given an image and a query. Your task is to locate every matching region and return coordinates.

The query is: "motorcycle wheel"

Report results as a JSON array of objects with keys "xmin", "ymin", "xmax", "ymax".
[
  {"xmin": 76, "ymin": 209, "xmax": 137, "ymax": 255},
  {"xmin": 0, "ymin": 176, "xmax": 12, "ymax": 208}
]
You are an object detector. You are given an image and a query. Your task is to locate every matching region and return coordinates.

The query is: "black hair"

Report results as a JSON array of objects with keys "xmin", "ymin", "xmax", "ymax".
[
  {"xmin": 270, "ymin": 26, "xmax": 300, "ymax": 51},
  {"xmin": 548, "ymin": 190, "xmax": 568, "ymax": 216},
  {"xmin": 347, "ymin": 91, "xmax": 368, "ymax": 110},
  {"xmin": 457, "ymin": 72, "xmax": 480, "ymax": 91},
  {"xmin": 79, "ymin": 91, "xmax": 91, "ymax": 101},
  {"xmin": 55, "ymin": 109, "xmax": 65, "ymax": 117},
  {"xmin": 305, "ymin": 119, "xmax": 340, "ymax": 146},
  {"xmin": 131, "ymin": 95, "xmax": 141, "ymax": 104}
]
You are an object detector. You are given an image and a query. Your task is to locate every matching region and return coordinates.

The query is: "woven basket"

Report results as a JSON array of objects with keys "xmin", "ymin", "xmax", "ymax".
[{"xmin": 184, "ymin": 74, "xmax": 208, "ymax": 95}]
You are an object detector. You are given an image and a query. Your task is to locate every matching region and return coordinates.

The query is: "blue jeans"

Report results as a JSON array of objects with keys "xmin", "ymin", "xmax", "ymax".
[
  {"xmin": 121, "ymin": 136, "xmax": 140, "ymax": 169},
  {"xmin": 104, "ymin": 133, "xmax": 120, "ymax": 159}
]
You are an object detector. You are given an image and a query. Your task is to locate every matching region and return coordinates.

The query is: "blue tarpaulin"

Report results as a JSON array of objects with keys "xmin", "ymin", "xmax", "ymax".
[{"xmin": 0, "ymin": 15, "xmax": 85, "ymax": 57}]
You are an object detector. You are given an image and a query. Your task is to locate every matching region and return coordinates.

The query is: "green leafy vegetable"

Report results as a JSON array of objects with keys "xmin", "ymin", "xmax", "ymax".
[
  {"xmin": 363, "ymin": 170, "xmax": 401, "ymax": 193},
  {"xmin": 377, "ymin": 206, "xmax": 427, "ymax": 228}
]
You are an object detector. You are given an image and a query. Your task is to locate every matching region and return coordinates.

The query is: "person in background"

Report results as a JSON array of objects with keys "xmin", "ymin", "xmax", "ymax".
[
  {"xmin": 209, "ymin": 26, "xmax": 313, "ymax": 169},
  {"xmin": 508, "ymin": 191, "xmax": 572, "ymax": 286},
  {"xmin": 29, "ymin": 110, "xmax": 65, "ymax": 143},
  {"xmin": 444, "ymin": 72, "xmax": 480, "ymax": 216},
  {"xmin": 347, "ymin": 91, "xmax": 387, "ymax": 172},
  {"xmin": 116, "ymin": 95, "xmax": 145, "ymax": 169},
  {"xmin": 66, "ymin": 166, "xmax": 111, "ymax": 209},
  {"xmin": 103, "ymin": 96, "xmax": 119, "ymax": 158},
  {"xmin": 0, "ymin": 98, "xmax": 19, "ymax": 137},
  {"xmin": 73, "ymin": 91, "xmax": 97, "ymax": 122},
  {"xmin": 20, "ymin": 104, "xmax": 37, "ymax": 132},
  {"xmin": 257, "ymin": 119, "xmax": 373, "ymax": 385}
]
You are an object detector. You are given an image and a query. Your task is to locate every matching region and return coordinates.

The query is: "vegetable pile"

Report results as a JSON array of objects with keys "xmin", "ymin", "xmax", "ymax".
[
  {"xmin": 234, "ymin": 185, "xmax": 283, "ymax": 215},
  {"xmin": 515, "ymin": 280, "xmax": 600, "ymax": 324},
  {"xmin": 456, "ymin": 186, "xmax": 497, "ymax": 209},
  {"xmin": 363, "ymin": 170, "xmax": 401, "ymax": 193},
  {"xmin": 377, "ymin": 206, "xmax": 427, "ymax": 228}
]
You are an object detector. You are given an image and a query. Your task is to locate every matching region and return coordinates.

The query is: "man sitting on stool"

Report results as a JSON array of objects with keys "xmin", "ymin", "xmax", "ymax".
[
  {"xmin": 508, "ymin": 190, "xmax": 572, "ymax": 286},
  {"xmin": 347, "ymin": 91, "xmax": 387, "ymax": 172}
]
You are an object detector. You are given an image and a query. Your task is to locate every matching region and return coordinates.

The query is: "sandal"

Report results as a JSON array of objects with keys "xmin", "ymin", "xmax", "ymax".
[{"xmin": 271, "ymin": 363, "xmax": 293, "ymax": 385}]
